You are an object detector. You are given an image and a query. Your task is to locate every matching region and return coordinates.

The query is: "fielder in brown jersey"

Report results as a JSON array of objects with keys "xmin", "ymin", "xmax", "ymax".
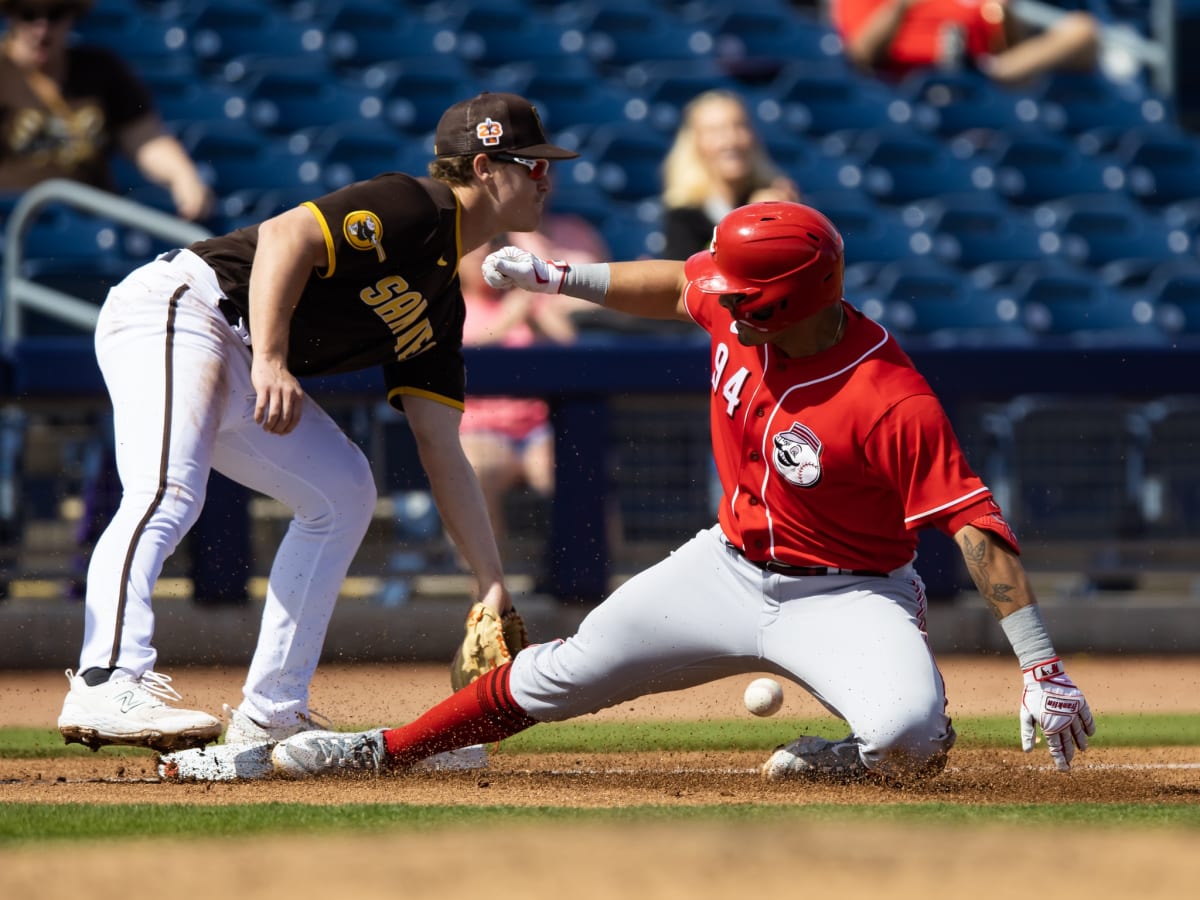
[{"xmin": 57, "ymin": 92, "xmax": 578, "ymax": 760}]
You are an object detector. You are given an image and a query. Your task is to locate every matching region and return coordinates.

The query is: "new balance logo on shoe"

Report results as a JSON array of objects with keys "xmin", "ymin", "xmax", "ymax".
[{"xmin": 115, "ymin": 690, "xmax": 148, "ymax": 714}]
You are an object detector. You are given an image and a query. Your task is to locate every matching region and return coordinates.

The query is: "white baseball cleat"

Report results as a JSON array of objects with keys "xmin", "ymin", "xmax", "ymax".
[
  {"xmin": 760, "ymin": 734, "xmax": 867, "ymax": 782},
  {"xmin": 57, "ymin": 669, "xmax": 223, "ymax": 753},
  {"xmin": 222, "ymin": 705, "xmax": 331, "ymax": 745},
  {"xmin": 158, "ymin": 741, "xmax": 275, "ymax": 781},
  {"xmin": 272, "ymin": 729, "xmax": 388, "ymax": 778}
]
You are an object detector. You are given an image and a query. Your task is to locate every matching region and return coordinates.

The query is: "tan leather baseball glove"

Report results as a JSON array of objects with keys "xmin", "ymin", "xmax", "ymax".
[{"xmin": 450, "ymin": 603, "xmax": 531, "ymax": 691}]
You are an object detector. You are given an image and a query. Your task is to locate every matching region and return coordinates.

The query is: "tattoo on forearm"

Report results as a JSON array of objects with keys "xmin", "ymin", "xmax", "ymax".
[{"xmin": 960, "ymin": 532, "xmax": 1019, "ymax": 618}]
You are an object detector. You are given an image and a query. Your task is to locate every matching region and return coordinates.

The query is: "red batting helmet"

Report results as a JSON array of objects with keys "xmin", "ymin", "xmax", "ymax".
[{"xmin": 684, "ymin": 201, "xmax": 844, "ymax": 331}]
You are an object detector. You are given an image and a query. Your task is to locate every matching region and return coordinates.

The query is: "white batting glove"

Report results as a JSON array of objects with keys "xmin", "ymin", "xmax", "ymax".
[
  {"xmin": 1019, "ymin": 657, "xmax": 1095, "ymax": 771},
  {"xmin": 482, "ymin": 246, "xmax": 570, "ymax": 293}
]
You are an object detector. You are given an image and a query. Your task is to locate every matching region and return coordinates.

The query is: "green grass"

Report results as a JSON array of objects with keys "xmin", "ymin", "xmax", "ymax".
[
  {"xmin": 3, "ymin": 802, "xmax": 1200, "ymax": 844},
  {"xmin": 3, "ymin": 715, "xmax": 1199, "ymax": 844}
]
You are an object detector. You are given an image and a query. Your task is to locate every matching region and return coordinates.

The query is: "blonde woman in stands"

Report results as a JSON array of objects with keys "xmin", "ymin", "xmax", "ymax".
[{"xmin": 660, "ymin": 90, "xmax": 800, "ymax": 261}]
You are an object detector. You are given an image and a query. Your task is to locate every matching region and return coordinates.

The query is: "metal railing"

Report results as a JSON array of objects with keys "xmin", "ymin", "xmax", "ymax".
[{"xmin": 2, "ymin": 178, "xmax": 211, "ymax": 350}]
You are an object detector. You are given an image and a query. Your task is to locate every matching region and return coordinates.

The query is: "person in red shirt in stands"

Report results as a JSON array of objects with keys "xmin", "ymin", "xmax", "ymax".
[{"xmin": 831, "ymin": 0, "xmax": 1099, "ymax": 87}]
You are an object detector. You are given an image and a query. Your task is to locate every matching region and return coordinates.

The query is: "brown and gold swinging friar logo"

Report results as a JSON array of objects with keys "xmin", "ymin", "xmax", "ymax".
[{"xmin": 344, "ymin": 210, "xmax": 386, "ymax": 262}]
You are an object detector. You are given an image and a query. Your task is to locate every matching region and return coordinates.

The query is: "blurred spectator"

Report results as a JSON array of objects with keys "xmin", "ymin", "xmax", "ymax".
[
  {"xmin": 660, "ymin": 90, "xmax": 800, "ymax": 261},
  {"xmin": 830, "ymin": 0, "xmax": 1099, "ymax": 88},
  {"xmin": 0, "ymin": 0, "xmax": 213, "ymax": 219},
  {"xmin": 457, "ymin": 214, "xmax": 608, "ymax": 573}
]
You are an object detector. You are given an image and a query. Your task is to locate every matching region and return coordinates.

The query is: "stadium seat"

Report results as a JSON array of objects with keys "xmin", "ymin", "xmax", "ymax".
[
  {"xmin": 857, "ymin": 257, "xmax": 1030, "ymax": 344},
  {"xmin": 141, "ymin": 71, "xmax": 247, "ymax": 127},
  {"xmin": 19, "ymin": 207, "xmax": 121, "ymax": 261},
  {"xmin": 1142, "ymin": 258, "xmax": 1200, "ymax": 335},
  {"xmin": 705, "ymin": 5, "xmax": 843, "ymax": 69},
  {"xmin": 571, "ymin": 6, "xmax": 717, "ymax": 71},
  {"xmin": 1034, "ymin": 71, "xmax": 1170, "ymax": 137},
  {"xmin": 980, "ymin": 130, "xmax": 1126, "ymax": 206},
  {"xmin": 847, "ymin": 127, "xmax": 986, "ymax": 205},
  {"xmin": 300, "ymin": 122, "xmax": 407, "ymax": 189},
  {"xmin": 765, "ymin": 62, "xmax": 913, "ymax": 138},
  {"xmin": 181, "ymin": 121, "xmax": 324, "ymax": 196},
  {"xmin": 324, "ymin": 8, "xmax": 451, "ymax": 71},
  {"xmin": 904, "ymin": 192, "xmax": 1055, "ymax": 273},
  {"xmin": 76, "ymin": 16, "xmax": 194, "ymax": 78},
  {"xmin": 1112, "ymin": 126, "xmax": 1200, "ymax": 208},
  {"xmin": 624, "ymin": 59, "xmax": 744, "ymax": 132},
  {"xmin": 1033, "ymin": 192, "xmax": 1191, "ymax": 268},
  {"xmin": 431, "ymin": 6, "xmax": 581, "ymax": 70},
  {"xmin": 583, "ymin": 124, "xmax": 672, "ymax": 202},
  {"xmin": 186, "ymin": 2, "xmax": 327, "ymax": 74},
  {"xmin": 243, "ymin": 71, "xmax": 383, "ymax": 135},
  {"xmin": 897, "ymin": 68, "xmax": 1038, "ymax": 137},
  {"xmin": 1003, "ymin": 258, "xmax": 1164, "ymax": 343}
]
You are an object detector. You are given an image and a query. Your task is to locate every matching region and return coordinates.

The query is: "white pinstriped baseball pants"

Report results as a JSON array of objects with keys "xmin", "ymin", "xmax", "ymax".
[{"xmin": 80, "ymin": 250, "xmax": 377, "ymax": 726}]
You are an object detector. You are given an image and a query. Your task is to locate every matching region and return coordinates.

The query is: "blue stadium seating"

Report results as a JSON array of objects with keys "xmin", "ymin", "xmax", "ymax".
[
  {"xmin": 321, "ymin": 4, "xmax": 451, "ymax": 71},
  {"xmin": 186, "ymin": 2, "xmax": 327, "ymax": 74},
  {"xmin": 904, "ymin": 191, "xmax": 1055, "ymax": 274},
  {"xmin": 1034, "ymin": 192, "xmax": 1191, "ymax": 268},
  {"xmin": 765, "ymin": 62, "xmax": 913, "ymax": 138},
  {"xmin": 897, "ymin": 68, "xmax": 1039, "ymax": 137},
  {"xmin": 975, "ymin": 129, "xmax": 1126, "ymax": 206},
  {"xmin": 1113, "ymin": 126, "xmax": 1200, "ymax": 207},
  {"xmin": 180, "ymin": 120, "xmax": 324, "ymax": 195},
  {"xmin": 582, "ymin": 124, "xmax": 672, "ymax": 202},
  {"xmin": 1003, "ymin": 258, "xmax": 1165, "ymax": 343},
  {"xmin": 242, "ymin": 71, "xmax": 383, "ymax": 135},
  {"xmin": 1142, "ymin": 258, "xmax": 1200, "ymax": 335},
  {"xmin": 847, "ymin": 127, "xmax": 986, "ymax": 205}
]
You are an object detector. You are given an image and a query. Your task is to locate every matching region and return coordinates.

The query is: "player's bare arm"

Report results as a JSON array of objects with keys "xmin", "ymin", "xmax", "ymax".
[
  {"xmin": 955, "ymin": 524, "xmax": 1037, "ymax": 620},
  {"xmin": 246, "ymin": 207, "xmax": 330, "ymax": 435},
  {"xmin": 403, "ymin": 394, "xmax": 512, "ymax": 616},
  {"xmin": 604, "ymin": 260, "xmax": 690, "ymax": 320}
]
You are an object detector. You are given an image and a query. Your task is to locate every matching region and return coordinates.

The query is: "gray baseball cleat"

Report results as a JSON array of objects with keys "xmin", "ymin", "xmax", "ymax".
[
  {"xmin": 760, "ymin": 734, "xmax": 868, "ymax": 782},
  {"xmin": 158, "ymin": 741, "xmax": 275, "ymax": 781},
  {"xmin": 271, "ymin": 729, "xmax": 388, "ymax": 778}
]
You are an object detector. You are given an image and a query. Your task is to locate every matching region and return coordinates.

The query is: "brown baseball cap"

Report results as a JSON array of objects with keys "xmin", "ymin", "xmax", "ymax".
[{"xmin": 434, "ymin": 92, "xmax": 579, "ymax": 160}]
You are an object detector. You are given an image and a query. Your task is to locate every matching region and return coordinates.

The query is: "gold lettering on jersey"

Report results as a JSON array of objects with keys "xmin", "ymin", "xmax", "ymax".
[
  {"xmin": 394, "ymin": 320, "xmax": 434, "ymax": 359},
  {"xmin": 360, "ymin": 276, "xmax": 437, "ymax": 360}
]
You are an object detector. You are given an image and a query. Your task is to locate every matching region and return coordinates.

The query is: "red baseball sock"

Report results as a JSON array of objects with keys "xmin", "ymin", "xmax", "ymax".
[{"xmin": 381, "ymin": 662, "xmax": 538, "ymax": 767}]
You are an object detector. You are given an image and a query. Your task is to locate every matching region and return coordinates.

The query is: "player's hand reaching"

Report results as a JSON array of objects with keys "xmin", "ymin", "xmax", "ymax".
[
  {"xmin": 251, "ymin": 355, "xmax": 305, "ymax": 434},
  {"xmin": 1019, "ymin": 657, "xmax": 1095, "ymax": 771},
  {"xmin": 482, "ymin": 246, "xmax": 571, "ymax": 294}
]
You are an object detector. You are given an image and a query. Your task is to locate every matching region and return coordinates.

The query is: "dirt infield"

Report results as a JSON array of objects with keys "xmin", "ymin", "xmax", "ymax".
[{"xmin": 4, "ymin": 656, "xmax": 1200, "ymax": 899}]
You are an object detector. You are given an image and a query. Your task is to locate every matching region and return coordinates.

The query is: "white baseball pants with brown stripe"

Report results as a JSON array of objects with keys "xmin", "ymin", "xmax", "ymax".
[{"xmin": 79, "ymin": 250, "xmax": 377, "ymax": 727}]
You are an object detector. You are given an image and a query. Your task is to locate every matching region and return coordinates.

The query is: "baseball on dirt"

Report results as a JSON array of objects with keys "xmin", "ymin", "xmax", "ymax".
[{"xmin": 743, "ymin": 677, "xmax": 784, "ymax": 717}]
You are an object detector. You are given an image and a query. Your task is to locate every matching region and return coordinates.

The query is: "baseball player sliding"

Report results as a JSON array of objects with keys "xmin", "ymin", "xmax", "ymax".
[
  {"xmin": 56, "ymin": 92, "xmax": 571, "ymax": 768},
  {"xmin": 164, "ymin": 201, "xmax": 1095, "ymax": 783}
]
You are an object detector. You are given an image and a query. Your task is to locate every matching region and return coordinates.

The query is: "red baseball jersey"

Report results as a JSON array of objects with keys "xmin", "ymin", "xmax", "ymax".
[
  {"xmin": 832, "ymin": 0, "xmax": 1008, "ymax": 75},
  {"xmin": 683, "ymin": 290, "xmax": 1006, "ymax": 573}
]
